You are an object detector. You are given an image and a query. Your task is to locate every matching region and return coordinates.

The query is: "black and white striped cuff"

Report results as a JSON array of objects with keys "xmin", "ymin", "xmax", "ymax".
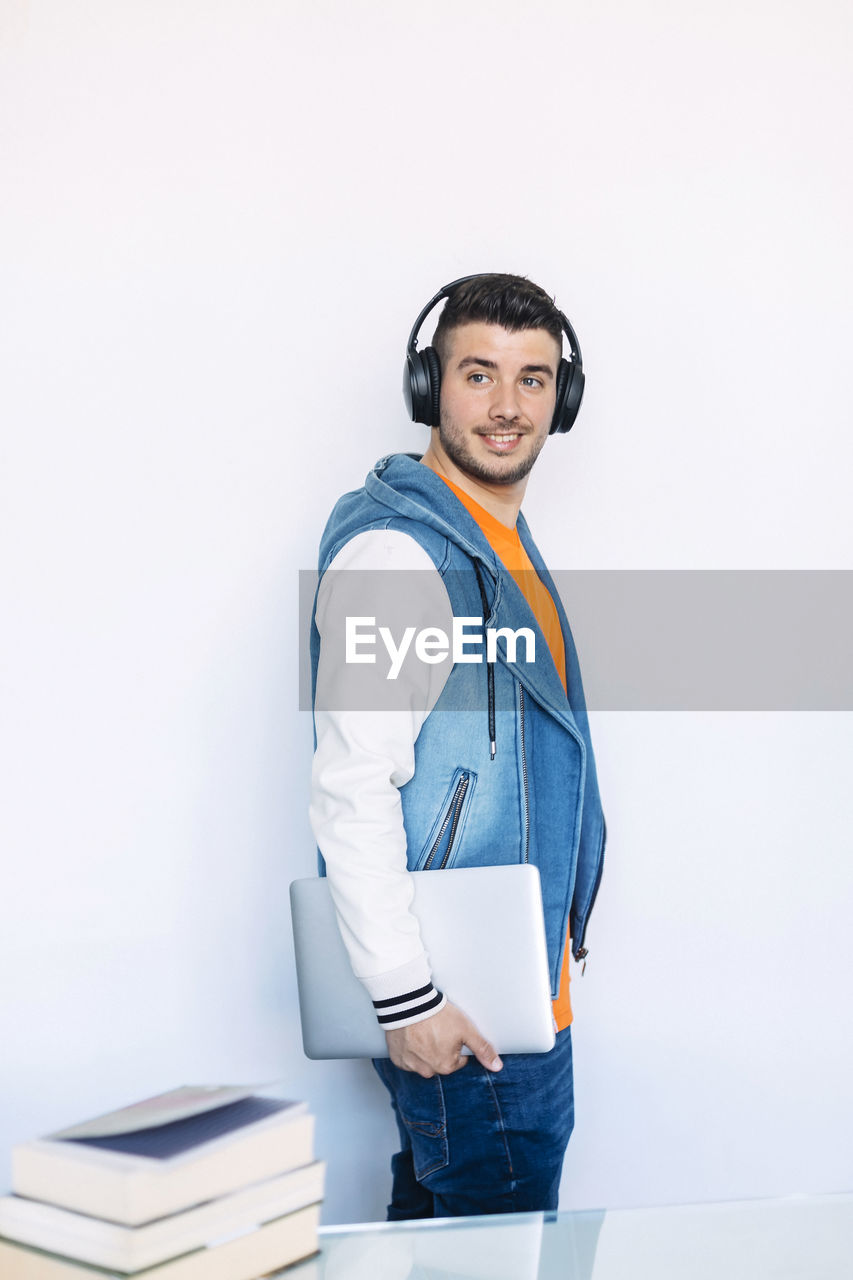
[{"xmin": 372, "ymin": 983, "xmax": 447, "ymax": 1028}]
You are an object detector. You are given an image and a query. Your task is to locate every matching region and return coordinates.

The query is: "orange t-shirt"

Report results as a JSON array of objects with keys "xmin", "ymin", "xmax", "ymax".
[{"xmin": 439, "ymin": 475, "xmax": 573, "ymax": 1030}]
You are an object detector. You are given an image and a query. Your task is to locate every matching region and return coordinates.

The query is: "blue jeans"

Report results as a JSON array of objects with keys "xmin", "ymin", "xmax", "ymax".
[{"xmin": 372, "ymin": 1026, "xmax": 573, "ymax": 1219}]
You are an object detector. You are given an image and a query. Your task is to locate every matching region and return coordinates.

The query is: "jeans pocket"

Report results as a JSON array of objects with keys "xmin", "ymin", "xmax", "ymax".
[{"xmin": 389, "ymin": 1068, "xmax": 449, "ymax": 1180}]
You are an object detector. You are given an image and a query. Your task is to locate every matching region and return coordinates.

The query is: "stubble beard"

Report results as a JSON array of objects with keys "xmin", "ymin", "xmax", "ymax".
[{"xmin": 437, "ymin": 409, "xmax": 547, "ymax": 487}]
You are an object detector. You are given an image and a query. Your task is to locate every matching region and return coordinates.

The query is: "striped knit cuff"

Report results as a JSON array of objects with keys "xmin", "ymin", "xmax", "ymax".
[{"xmin": 372, "ymin": 983, "xmax": 447, "ymax": 1029}]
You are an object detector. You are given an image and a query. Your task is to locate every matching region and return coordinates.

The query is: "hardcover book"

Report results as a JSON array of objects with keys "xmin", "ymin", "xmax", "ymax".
[
  {"xmin": 0, "ymin": 1203, "xmax": 320, "ymax": 1280},
  {"xmin": 0, "ymin": 1163, "xmax": 325, "ymax": 1271},
  {"xmin": 11, "ymin": 1086, "xmax": 315, "ymax": 1226}
]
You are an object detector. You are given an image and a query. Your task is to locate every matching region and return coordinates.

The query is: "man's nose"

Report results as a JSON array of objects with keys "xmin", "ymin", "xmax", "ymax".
[{"xmin": 488, "ymin": 381, "xmax": 522, "ymax": 421}]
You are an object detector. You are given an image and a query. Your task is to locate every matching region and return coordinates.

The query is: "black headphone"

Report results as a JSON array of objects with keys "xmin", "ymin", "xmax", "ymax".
[{"xmin": 403, "ymin": 274, "xmax": 585, "ymax": 435}]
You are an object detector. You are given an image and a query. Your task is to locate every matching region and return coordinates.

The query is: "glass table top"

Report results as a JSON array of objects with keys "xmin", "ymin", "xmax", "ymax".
[{"xmin": 281, "ymin": 1192, "xmax": 853, "ymax": 1280}]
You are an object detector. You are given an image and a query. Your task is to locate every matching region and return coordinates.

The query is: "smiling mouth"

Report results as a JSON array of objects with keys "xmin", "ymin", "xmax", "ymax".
[{"xmin": 479, "ymin": 431, "xmax": 524, "ymax": 452}]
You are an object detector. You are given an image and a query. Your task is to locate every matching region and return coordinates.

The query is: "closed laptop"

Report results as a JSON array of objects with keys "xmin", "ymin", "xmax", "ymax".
[{"xmin": 290, "ymin": 863, "xmax": 556, "ymax": 1059}]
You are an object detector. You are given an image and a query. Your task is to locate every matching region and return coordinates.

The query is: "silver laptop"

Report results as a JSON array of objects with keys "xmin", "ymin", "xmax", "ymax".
[{"xmin": 290, "ymin": 863, "xmax": 556, "ymax": 1059}]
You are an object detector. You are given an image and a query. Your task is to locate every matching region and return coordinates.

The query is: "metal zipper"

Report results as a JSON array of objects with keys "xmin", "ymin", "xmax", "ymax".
[
  {"xmin": 575, "ymin": 816, "xmax": 607, "ymax": 972},
  {"xmin": 520, "ymin": 686, "xmax": 530, "ymax": 863},
  {"xmin": 439, "ymin": 773, "xmax": 471, "ymax": 869},
  {"xmin": 586, "ymin": 816, "xmax": 607, "ymax": 919},
  {"xmin": 424, "ymin": 772, "xmax": 471, "ymax": 870}
]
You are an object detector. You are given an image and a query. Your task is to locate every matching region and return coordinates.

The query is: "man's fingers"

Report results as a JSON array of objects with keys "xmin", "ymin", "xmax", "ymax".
[
  {"xmin": 385, "ymin": 1002, "xmax": 501, "ymax": 1076},
  {"xmin": 397, "ymin": 1057, "xmax": 435, "ymax": 1079},
  {"xmin": 391, "ymin": 1048, "xmax": 436, "ymax": 1078},
  {"xmin": 436, "ymin": 1051, "xmax": 468, "ymax": 1076},
  {"xmin": 466, "ymin": 1032, "xmax": 503, "ymax": 1073}
]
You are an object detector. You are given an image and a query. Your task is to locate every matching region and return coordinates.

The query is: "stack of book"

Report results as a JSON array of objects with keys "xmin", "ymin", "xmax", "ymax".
[{"xmin": 0, "ymin": 1085, "xmax": 324, "ymax": 1279}]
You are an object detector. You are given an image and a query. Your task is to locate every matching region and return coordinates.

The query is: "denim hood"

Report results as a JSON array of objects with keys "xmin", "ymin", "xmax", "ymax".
[{"xmin": 319, "ymin": 453, "xmax": 592, "ymax": 745}]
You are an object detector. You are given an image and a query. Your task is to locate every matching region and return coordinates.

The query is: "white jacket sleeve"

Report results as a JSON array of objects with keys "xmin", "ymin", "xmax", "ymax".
[{"xmin": 309, "ymin": 528, "xmax": 455, "ymax": 1028}]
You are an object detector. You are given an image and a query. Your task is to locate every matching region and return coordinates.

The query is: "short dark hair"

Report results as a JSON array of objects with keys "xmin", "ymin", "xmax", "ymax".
[{"xmin": 432, "ymin": 273, "xmax": 563, "ymax": 369}]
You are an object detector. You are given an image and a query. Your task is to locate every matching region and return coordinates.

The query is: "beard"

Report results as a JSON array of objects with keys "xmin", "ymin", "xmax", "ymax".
[{"xmin": 436, "ymin": 408, "xmax": 548, "ymax": 486}]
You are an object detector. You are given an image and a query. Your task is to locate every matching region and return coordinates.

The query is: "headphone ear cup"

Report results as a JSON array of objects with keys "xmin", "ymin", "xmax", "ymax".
[
  {"xmin": 551, "ymin": 358, "xmax": 585, "ymax": 434},
  {"xmin": 423, "ymin": 346, "xmax": 442, "ymax": 427},
  {"xmin": 404, "ymin": 349, "xmax": 432, "ymax": 424},
  {"xmin": 403, "ymin": 346, "xmax": 442, "ymax": 425}
]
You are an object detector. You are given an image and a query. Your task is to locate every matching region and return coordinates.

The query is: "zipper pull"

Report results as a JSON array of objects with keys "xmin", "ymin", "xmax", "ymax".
[{"xmin": 576, "ymin": 946, "xmax": 588, "ymax": 976}]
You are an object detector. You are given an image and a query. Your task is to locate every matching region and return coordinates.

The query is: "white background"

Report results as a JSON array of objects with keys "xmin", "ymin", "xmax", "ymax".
[{"xmin": 1, "ymin": 0, "xmax": 852, "ymax": 1225}]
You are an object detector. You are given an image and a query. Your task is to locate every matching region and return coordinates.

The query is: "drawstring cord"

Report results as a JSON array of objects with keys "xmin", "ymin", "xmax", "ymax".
[{"xmin": 473, "ymin": 562, "xmax": 496, "ymax": 760}]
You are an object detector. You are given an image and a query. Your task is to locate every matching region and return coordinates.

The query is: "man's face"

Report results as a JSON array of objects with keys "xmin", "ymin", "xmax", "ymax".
[{"xmin": 435, "ymin": 322, "xmax": 561, "ymax": 487}]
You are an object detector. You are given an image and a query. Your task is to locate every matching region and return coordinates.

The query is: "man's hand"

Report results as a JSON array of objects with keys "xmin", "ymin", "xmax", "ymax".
[{"xmin": 385, "ymin": 1001, "xmax": 504, "ymax": 1078}]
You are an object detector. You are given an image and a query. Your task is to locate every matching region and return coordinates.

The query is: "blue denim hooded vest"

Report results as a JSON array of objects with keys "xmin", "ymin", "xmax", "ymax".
[{"xmin": 310, "ymin": 453, "xmax": 605, "ymax": 994}]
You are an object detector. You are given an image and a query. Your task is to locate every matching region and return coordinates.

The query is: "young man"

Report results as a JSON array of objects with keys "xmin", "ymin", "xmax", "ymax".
[{"xmin": 309, "ymin": 274, "xmax": 605, "ymax": 1218}]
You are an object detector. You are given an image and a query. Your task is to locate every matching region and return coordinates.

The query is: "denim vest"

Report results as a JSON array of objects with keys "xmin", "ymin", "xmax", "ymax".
[{"xmin": 310, "ymin": 453, "xmax": 605, "ymax": 994}]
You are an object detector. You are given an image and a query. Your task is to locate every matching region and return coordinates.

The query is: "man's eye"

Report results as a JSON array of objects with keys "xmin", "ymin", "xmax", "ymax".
[
  {"xmin": 521, "ymin": 377, "xmax": 543, "ymax": 389},
  {"xmin": 468, "ymin": 373, "xmax": 490, "ymax": 384}
]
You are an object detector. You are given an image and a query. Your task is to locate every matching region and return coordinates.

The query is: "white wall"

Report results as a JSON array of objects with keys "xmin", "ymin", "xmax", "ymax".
[{"xmin": 1, "ymin": 0, "xmax": 851, "ymax": 1224}]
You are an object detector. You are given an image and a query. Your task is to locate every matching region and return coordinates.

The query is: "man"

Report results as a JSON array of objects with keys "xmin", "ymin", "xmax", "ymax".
[{"xmin": 309, "ymin": 274, "xmax": 605, "ymax": 1218}]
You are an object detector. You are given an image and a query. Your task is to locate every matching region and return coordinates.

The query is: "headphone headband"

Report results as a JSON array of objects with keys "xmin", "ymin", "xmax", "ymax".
[{"xmin": 403, "ymin": 273, "xmax": 585, "ymax": 434}]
